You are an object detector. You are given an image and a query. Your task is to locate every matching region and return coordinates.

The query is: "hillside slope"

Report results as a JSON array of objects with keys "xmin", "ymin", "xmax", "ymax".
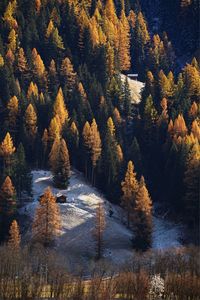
[{"xmin": 21, "ymin": 169, "xmax": 184, "ymax": 272}]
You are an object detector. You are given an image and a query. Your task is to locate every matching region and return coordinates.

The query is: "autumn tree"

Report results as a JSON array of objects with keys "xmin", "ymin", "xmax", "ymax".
[
  {"xmin": 32, "ymin": 49, "xmax": 47, "ymax": 87},
  {"xmin": 118, "ymin": 10, "xmax": 131, "ymax": 71},
  {"xmin": 173, "ymin": 114, "xmax": 188, "ymax": 138},
  {"xmin": 8, "ymin": 29, "xmax": 17, "ymax": 53},
  {"xmin": 27, "ymin": 82, "xmax": 39, "ymax": 100},
  {"xmin": 17, "ymin": 47, "xmax": 28, "ymax": 74},
  {"xmin": 158, "ymin": 70, "xmax": 172, "ymax": 99},
  {"xmin": 60, "ymin": 57, "xmax": 76, "ymax": 92},
  {"xmin": 121, "ymin": 161, "xmax": 139, "ymax": 227},
  {"xmin": 191, "ymin": 119, "xmax": 200, "ymax": 142},
  {"xmin": 3, "ymin": 0, "xmax": 17, "ymax": 29},
  {"xmin": 53, "ymin": 87, "xmax": 69, "ymax": 128},
  {"xmin": 133, "ymin": 11, "xmax": 150, "ymax": 74},
  {"xmin": 189, "ymin": 102, "xmax": 199, "ymax": 120},
  {"xmin": 46, "ymin": 20, "xmax": 64, "ymax": 50},
  {"xmin": 90, "ymin": 119, "xmax": 102, "ymax": 185},
  {"xmin": 0, "ymin": 132, "xmax": 15, "ymax": 176},
  {"xmin": 48, "ymin": 59, "xmax": 59, "ymax": 93},
  {"xmin": 33, "ymin": 51, "xmax": 46, "ymax": 79},
  {"xmin": 0, "ymin": 176, "xmax": 16, "ymax": 217},
  {"xmin": 48, "ymin": 116, "xmax": 61, "ymax": 145},
  {"xmin": 94, "ymin": 203, "xmax": 106, "ymax": 259},
  {"xmin": 24, "ymin": 104, "xmax": 38, "ymax": 140},
  {"xmin": 49, "ymin": 138, "xmax": 70, "ymax": 188},
  {"xmin": 113, "ymin": 107, "xmax": 122, "ymax": 125},
  {"xmin": 8, "ymin": 219, "xmax": 21, "ymax": 250},
  {"xmin": 145, "ymin": 71, "xmax": 155, "ymax": 99},
  {"xmin": 105, "ymin": 0, "xmax": 117, "ymax": 25},
  {"xmin": 183, "ymin": 64, "xmax": 200, "ymax": 101},
  {"xmin": 133, "ymin": 176, "xmax": 152, "ymax": 251},
  {"xmin": 106, "ymin": 42, "xmax": 115, "ymax": 77},
  {"xmin": 32, "ymin": 187, "xmax": 61, "ymax": 245},
  {"xmin": 7, "ymin": 95, "xmax": 19, "ymax": 130}
]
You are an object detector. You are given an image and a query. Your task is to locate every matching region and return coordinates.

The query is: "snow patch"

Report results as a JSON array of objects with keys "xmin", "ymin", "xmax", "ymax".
[
  {"xmin": 120, "ymin": 74, "xmax": 145, "ymax": 104},
  {"xmin": 21, "ymin": 170, "xmax": 184, "ymax": 269}
]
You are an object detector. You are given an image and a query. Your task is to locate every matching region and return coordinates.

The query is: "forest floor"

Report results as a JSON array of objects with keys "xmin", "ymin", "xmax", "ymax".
[{"xmin": 20, "ymin": 170, "xmax": 184, "ymax": 274}]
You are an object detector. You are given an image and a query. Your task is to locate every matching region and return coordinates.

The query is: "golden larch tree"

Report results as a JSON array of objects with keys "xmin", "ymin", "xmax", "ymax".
[
  {"xmin": 0, "ymin": 54, "xmax": 4, "ymax": 67},
  {"xmin": 121, "ymin": 161, "xmax": 139, "ymax": 227},
  {"xmin": 35, "ymin": 0, "xmax": 41, "ymax": 13},
  {"xmin": 24, "ymin": 104, "xmax": 38, "ymax": 140},
  {"xmin": 118, "ymin": 10, "xmax": 131, "ymax": 71},
  {"xmin": 128, "ymin": 10, "xmax": 136, "ymax": 28},
  {"xmin": 53, "ymin": 87, "xmax": 69, "ymax": 127},
  {"xmin": 90, "ymin": 119, "xmax": 102, "ymax": 185},
  {"xmin": 105, "ymin": 0, "xmax": 117, "ymax": 25},
  {"xmin": 70, "ymin": 121, "xmax": 79, "ymax": 148},
  {"xmin": 7, "ymin": 96, "xmax": 19, "ymax": 129},
  {"xmin": 6, "ymin": 49, "xmax": 14, "ymax": 65},
  {"xmin": 49, "ymin": 138, "xmax": 70, "ymax": 188},
  {"xmin": 49, "ymin": 137, "xmax": 59, "ymax": 170},
  {"xmin": 0, "ymin": 132, "xmax": 15, "ymax": 174},
  {"xmin": 191, "ymin": 119, "xmax": 200, "ymax": 142},
  {"xmin": 42, "ymin": 129, "xmax": 49, "ymax": 153},
  {"xmin": 90, "ymin": 119, "xmax": 102, "ymax": 167},
  {"xmin": 32, "ymin": 187, "xmax": 61, "ymax": 245},
  {"xmin": 78, "ymin": 82, "xmax": 87, "ymax": 101},
  {"xmin": 33, "ymin": 53, "xmax": 46, "ymax": 78},
  {"xmin": 116, "ymin": 144, "xmax": 123, "ymax": 163},
  {"xmin": 46, "ymin": 20, "xmax": 54, "ymax": 38},
  {"xmin": 8, "ymin": 28, "xmax": 17, "ymax": 52},
  {"xmin": 27, "ymin": 82, "xmax": 39, "ymax": 99},
  {"xmin": 60, "ymin": 57, "xmax": 76, "ymax": 91},
  {"xmin": 49, "ymin": 59, "xmax": 57, "ymax": 77},
  {"xmin": 134, "ymin": 176, "xmax": 152, "ymax": 251},
  {"xmin": 107, "ymin": 117, "xmax": 115, "ymax": 136},
  {"xmin": 8, "ymin": 220, "xmax": 21, "ymax": 250},
  {"xmin": 173, "ymin": 114, "xmax": 188, "ymax": 138},
  {"xmin": 158, "ymin": 70, "xmax": 171, "ymax": 99},
  {"xmin": 189, "ymin": 102, "xmax": 198, "ymax": 118},
  {"xmin": 113, "ymin": 107, "xmax": 122, "ymax": 125},
  {"xmin": 17, "ymin": 47, "xmax": 28, "ymax": 73},
  {"xmin": 0, "ymin": 132, "xmax": 15, "ymax": 157},
  {"xmin": 0, "ymin": 176, "xmax": 16, "ymax": 216},
  {"xmin": 48, "ymin": 116, "xmax": 61, "ymax": 144},
  {"xmin": 106, "ymin": 42, "xmax": 115, "ymax": 77}
]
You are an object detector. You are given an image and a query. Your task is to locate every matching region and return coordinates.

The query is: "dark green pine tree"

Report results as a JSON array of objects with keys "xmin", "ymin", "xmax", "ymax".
[
  {"xmin": 101, "ymin": 117, "xmax": 119, "ymax": 199},
  {"xmin": 184, "ymin": 144, "xmax": 200, "ymax": 230},
  {"xmin": 13, "ymin": 143, "xmax": 32, "ymax": 203},
  {"xmin": 128, "ymin": 137, "xmax": 142, "ymax": 176},
  {"xmin": 123, "ymin": 76, "xmax": 132, "ymax": 117}
]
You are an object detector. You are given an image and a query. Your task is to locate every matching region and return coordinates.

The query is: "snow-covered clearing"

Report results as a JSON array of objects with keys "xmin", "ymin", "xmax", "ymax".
[
  {"xmin": 21, "ymin": 170, "xmax": 184, "ymax": 271},
  {"xmin": 120, "ymin": 74, "xmax": 145, "ymax": 104}
]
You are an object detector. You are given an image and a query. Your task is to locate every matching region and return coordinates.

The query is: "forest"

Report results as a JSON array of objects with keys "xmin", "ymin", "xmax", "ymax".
[{"xmin": 0, "ymin": 0, "xmax": 199, "ymax": 299}]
